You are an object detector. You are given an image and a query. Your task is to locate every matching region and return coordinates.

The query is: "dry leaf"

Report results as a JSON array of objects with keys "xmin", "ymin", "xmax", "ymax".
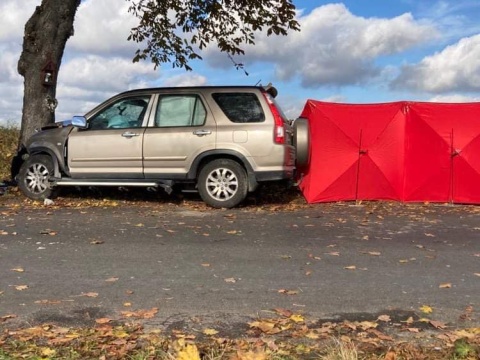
[
  {"xmin": 278, "ymin": 289, "xmax": 299, "ymax": 295},
  {"xmin": 95, "ymin": 318, "xmax": 112, "ymax": 324},
  {"xmin": 419, "ymin": 305, "xmax": 433, "ymax": 314},
  {"xmin": 377, "ymin": 314, "xmax": 391, "ymax": 322},
  {"xmin": 11, "ymin": 267, "xmax": 25, "ymax": 273},
  {"xmin": 439, "ymin": 283, "xmax": 452, "ymax": 288},
  {"xmin": 429, "ymin": 320, "xmax": 447, "ymax": 329},
  {"xmin": 81, "ymin": 292, "xmax": 98, "ymax": 298},
  {"xmin": 274, "ymin": 308, "xmax": 293, "ymax": 317},
  {"xmin": 224, "ymin": 277, "xmax": 237, "ymax": 283},
  {"xmin": 105, "ymin": 277, "xmax": 119, "ymax": 282},
  {"xmin": 203, "ymin": 328, "xmax": 219, "ymax": 336},
  {"xmin": 344, "ymin": 265, "xmax": 356, "ymax": 270},
  {"xmin": 14, "ymin": 285, "xmax": 28, "ymax": 291},
  {"xmin": 90, "ymin": 240, "xmax": 104, "ymax": 245},
  {"xmin": 289, "ymin": 314, "xmax": 304, "ymax": 323}
]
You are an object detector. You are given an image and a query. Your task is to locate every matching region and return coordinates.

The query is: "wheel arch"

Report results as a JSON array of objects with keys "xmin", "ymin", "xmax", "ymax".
[
  {"xmin": 188, "ymin": 150, "xmax": 259, "ymax": 192},
  {"xmin": 26, "ymin": 145, "xmax": 64, "ymax": 178}
]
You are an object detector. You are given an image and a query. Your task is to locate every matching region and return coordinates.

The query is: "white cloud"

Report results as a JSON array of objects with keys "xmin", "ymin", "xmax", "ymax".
[
  {"xmin": 392, "ymin": 34, "xmax": 480, "ymax": 93},
  {"xmin": 162, "ymin": 73, "xmax": 208, "ymax": 87},
  {"xmin": 429, "ymin": 94, "xmax": 480, "ymax": 102},
  {"xmin": 67, "ymin": 0, "xmax": 139, "ymax": 57},
  {"xmin": 204, "ymin": 4, "xmax": 436, "ymax": 87},
  {"xmin": 0, "ymin": 0, "xmax": 38, "ymax": 41}
]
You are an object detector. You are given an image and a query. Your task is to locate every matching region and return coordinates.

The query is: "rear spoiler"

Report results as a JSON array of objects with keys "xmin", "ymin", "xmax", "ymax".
[{"xmin": 262, "ymin": 83, "xmax": 278, "ymax": 98}]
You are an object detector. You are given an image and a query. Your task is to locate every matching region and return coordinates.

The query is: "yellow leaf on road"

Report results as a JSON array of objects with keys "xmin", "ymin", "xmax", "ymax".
[
  {"xmin": 439, "ymin": 283, "xmax": 452, "ymax": 288},
  {"xmin": 419, "ymin": 305, "xmax": 433, "ymax": 314},
  {"xmin": 203, "ymin": 328, "xmax": 219, "ymax": 336},
  {"xmin": 14, "ymin": 285, "xmax": 28, "ymax": 291},
  {"xmin": 289, "ymin": 314, "xmax": 304, "ymax": 323},
  {"xmin": 11, "ymin": 267, "xmax": 24, "ymax": 272},
  {"xmin": 177, "ymin": 343, "xmax": 201, "ymax": 360}
]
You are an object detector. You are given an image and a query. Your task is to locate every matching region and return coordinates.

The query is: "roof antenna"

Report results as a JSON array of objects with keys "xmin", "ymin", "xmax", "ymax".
[
  {"xmin": 227, "ymin": 54, "xmax": 249, "ymax": 76},
  {"xmin": 255, "ymin": 80, "xmax": 262, "ymax": 86}
]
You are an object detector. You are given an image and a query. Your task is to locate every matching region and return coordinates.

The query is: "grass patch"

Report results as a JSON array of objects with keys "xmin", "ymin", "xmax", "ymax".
[{"xmin": 0, "ymin": 125, "xmax": 19, "ymax": 182}]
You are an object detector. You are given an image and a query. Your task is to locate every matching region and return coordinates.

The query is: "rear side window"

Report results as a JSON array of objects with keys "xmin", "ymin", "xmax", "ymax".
[
  {"xmin": 212, "ymin": 93, "xmax": 265, "ymax": 123},
  {"xmin": 155, "ymin": 95, "xmax": 206, "ymax": 127}
]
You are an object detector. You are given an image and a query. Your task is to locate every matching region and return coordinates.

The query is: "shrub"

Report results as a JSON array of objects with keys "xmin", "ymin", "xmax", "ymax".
[{"xmin": 0, "ymin": 125, "xmax": 19, "ymax": 181}]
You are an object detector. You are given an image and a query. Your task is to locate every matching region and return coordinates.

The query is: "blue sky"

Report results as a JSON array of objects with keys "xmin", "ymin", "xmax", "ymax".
[{"xmin": 1, "ymin": 0, "xmax": 480, "ymax": 125}]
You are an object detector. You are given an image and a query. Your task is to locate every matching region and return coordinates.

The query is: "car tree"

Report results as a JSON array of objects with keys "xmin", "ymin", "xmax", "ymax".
[{"xmin": 17, "ymin": 0, "xmax": 299, "ymax": 146}]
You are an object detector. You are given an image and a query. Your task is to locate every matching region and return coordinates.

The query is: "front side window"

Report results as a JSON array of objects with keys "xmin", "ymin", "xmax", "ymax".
[
  {"xmin": 212, "ymin": 93, "xmax": 265, "ymax": 123},
  {"xmin": 89, "ymin": 96, "xmax": 150, "ymax": 130},
  {"xmin": 155, "ymin": 95, "xmax": 206, "ymax": 127}
]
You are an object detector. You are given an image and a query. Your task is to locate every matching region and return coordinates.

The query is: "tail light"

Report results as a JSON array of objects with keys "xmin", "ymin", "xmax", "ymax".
[{"xmin": 263, "ymin": 93, "xmax": 285, "ymax": 144}]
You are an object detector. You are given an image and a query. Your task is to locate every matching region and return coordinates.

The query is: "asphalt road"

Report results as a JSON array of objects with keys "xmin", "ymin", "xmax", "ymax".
[{"xmin": 1, "ymin": 197, "xmax": 479, "ymax": 332}]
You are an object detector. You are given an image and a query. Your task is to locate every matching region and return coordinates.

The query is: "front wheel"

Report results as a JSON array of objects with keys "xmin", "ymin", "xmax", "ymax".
[
  {"xmin": 17, "ymin": 154, "xmax": 56, "ymax": 201},
  {"xmin": 197, "ymin": 159, "xmax": 248, "ymax": 208}
]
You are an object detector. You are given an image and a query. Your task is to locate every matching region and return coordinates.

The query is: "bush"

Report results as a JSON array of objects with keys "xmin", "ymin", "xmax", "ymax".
[{"xmin": 0, "ymin": 125, "xmax": 19, "ymax": 181}]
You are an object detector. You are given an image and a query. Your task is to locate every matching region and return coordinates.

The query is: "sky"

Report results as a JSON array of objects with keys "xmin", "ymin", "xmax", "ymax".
[{"xmin": 1, "ymin": 0, "xmax": 480, "ymax": 126}]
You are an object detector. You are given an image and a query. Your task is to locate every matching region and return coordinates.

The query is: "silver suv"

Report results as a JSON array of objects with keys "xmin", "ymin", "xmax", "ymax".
[{"xmin": 14, "ymin": 85, "xmax": 309, "ymax": 208}]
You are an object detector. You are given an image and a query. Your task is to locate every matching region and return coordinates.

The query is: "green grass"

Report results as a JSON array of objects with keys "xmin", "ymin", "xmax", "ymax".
[{"xmin": 0, "ymin": 125, "xmax": 19, "ymax": 181}]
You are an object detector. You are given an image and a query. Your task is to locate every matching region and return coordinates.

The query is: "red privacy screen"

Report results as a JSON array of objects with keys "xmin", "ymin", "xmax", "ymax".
[{"xmin": 298, "ymin": 100, "xmax": 480, "ymax": 204}]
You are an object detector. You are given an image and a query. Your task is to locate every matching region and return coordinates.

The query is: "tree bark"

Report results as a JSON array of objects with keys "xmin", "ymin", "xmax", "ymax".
[{"xmin": 17, "ymin": 0, "xmax": 80, "ymax": 147}]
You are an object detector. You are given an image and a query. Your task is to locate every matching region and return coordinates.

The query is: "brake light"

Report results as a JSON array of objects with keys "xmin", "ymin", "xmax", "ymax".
[{"xmin": 263, "ymin": 93, "xmax": 285, "ymax": 144}]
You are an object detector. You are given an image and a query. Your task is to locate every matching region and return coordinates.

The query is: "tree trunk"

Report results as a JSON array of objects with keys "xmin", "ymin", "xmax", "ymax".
[{"xmin": 17, "ymin": 0, "xmax": 80, "ymax": 147}]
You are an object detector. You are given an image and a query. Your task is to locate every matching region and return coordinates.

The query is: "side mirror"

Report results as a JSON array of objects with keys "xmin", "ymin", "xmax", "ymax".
[{"xmin": 72, "ymin": 116, "xmax": 87, "ymax": 129}]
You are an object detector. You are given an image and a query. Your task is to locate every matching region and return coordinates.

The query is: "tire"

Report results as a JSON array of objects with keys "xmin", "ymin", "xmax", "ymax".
[
  {"xmin": 197, "ymin": 159, "xmax": 248, "ymax": 208},
  {"xmin": 293, "ymin": 117, "xmax": 310, "ymax": 167},
  {"xmin": 17, "ymin": 154, "xmax": 56, "ymax": 201}
]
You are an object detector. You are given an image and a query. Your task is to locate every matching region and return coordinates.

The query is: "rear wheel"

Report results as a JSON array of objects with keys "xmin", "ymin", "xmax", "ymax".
[
  {"xmin": 198, "ymin": 159, "xmax": 248, "ymax": 208},
  {"xmin": 293, "ymin": 118, "xmax": 310, "ymax": 167},
  {"xmin": 17, "ymin": 154, "xmax": 56, "ymax": 201}
]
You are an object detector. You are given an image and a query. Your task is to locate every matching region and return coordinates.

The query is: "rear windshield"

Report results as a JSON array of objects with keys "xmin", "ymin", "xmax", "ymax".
[{"xmin": 212, "ymin": 93, "xmax": 265, "ymax": 123}]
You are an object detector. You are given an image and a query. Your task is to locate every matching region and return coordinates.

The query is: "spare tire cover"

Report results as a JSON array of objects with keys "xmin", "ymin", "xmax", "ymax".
[{"xmin": 293, "ymin": 118, "xmax": 310, "ymax": 167}]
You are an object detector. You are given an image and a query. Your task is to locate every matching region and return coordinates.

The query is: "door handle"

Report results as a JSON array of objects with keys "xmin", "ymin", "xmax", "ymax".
[
  {"xmin": 193, "ymin": 130, "xmax": 212, "ymax": 136},
  {"xmin": 122, "ymin": 132, "xmax": 139, "ymax": 138}
]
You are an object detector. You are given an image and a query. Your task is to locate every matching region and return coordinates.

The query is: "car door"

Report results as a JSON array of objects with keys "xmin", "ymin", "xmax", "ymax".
[
  {"xmin": 143, "ymin": 93, "xmax": 216, "ymax": 177},
  {"xmin": 68, "ymin": 95, "xmax": 151, "ymax": 178}
]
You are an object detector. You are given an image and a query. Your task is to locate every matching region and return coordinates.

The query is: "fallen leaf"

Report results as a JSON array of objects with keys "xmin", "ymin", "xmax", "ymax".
[
  {"xmin": 11, "ymin": 267, "xmax": 25, "ymax": 273},
  {"xmin": 439, "ymin": 283, "xmax": 452, "ymax": 288},
  {"xmin": 175, "ymin": 342, "xmax": 201, "ymax": 360},
  {"xmin": 377, "ymin": 314, "xmax": 391, "ymax": 322},
  {"xmin": 274, "ymin": 308, "xmax": 293, "ymax": 317},
  {"xmin": 203, "ymin": 328, "xmax": 219, "ymax": 336},
  {"xmin": 201, "ymin": 263, "xmax": 211, "ymax": 267},
  {"xmin": 326, "ymin": 251, "xmax": 340, "ymax": 256},
  {"xmin": 40, "ymin": 229, "xmax": 57, "ymax": 236},
  {"xmin": 123, "ymin": 302, "xmax": 132, "ymax": 307},
  {"xmin": 419, "ymin": 305, "xmax": 433, "ymax": 314},
  {"xmin": 344, "ymin": 265, "xmax": 356, "ymax": 270},
  {"xmin": 384, "ymin": 350, "xmax": 396, "ymax": 360},
  {"xmin": 289, "ymin": 314, "xmax": 304, "ymax": 323},
  {"xmin": 81, "ymin": 292, "xmax": 98, "ymax": 298},
  {"xmin": 278, "ymin": 289, "xmax": 299, "ymax": 295},
  {"xmin": 105, "ymin": 277, "xmax": 119, "ymax": 282},
  {"xmin": 0, "ymin": 314, "xmax": 17, "ymax": 322},
  {"xmin": 95, "ymin": 318, "xmax": 112, "ymax": 324},
  {"xmin": 407, "ymin": 327, "xmax": 420, "ymax": 333},
  {"xmin": 424, "ymin": 233, "xmax": 435, "ymax": 237},
  {"xmin": 34, "ymin": 299, "xmax": 61, "ymax": 305},
  {"xmin": 224, "ymin": 277, "xmax": 237, "ymax": 283},
  {"xmin": 121, "ymin": 307, "xmax": 158, "ymax": 319},
  {"xmin": 429, "ymin": 320, "xmax": 447, "ymax": 329},
  {"xmin": 14, "ymin": 285, "xmax": 28, "ymax": 291},
  {"xmin": 90, "ymin": 240, "xmax": 104, "ymax": 245},
  {"xmin": 41, "ymin": 347, "xmax": 56, "ymax": 357}
]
